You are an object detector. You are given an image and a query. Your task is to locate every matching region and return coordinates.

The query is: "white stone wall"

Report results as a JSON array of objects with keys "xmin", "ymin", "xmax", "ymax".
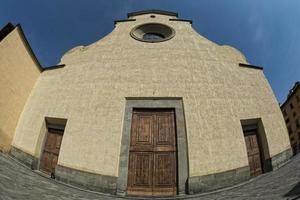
[{"xmin": 12, "ymin": 13, "xmax": 290, "ymax": 178}]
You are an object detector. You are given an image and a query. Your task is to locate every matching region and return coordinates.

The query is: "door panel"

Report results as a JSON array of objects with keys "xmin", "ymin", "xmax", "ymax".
[
  {"xmin": 155, "ymin": 113, "xmax": 175, "ymax": 148},
  {"xmin": 127, "ymin": 109, "xmax": 177, "ymax": 196},
  {"xmin": 130, "ymin": 113, "xmax": 154, "ymax": 152},
  {"xmin": 127, "ymin": 152, "xmax": 153, "ymax": 195},
  {"xmin": 137, "ymin": 115, "xmax": 153, "ymax": 143},
  {"xmin": 40, "ymin": 151, "xmax": 52, "ymax": 173},
  {"xmin": 244, "ymin": 130, "xmax": 262, "ymax": 177},
  {"xmin": 153, "ymin": 152, "xmax": 176, "ymax": 187}
]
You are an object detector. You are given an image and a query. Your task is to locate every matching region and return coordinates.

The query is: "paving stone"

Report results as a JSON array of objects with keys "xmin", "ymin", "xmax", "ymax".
[{"xmin": 0, "ymin": 153, "xmax": 299, "ymax": 200}]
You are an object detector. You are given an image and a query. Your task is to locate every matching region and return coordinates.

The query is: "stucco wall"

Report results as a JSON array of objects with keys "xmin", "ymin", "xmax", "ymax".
[
  {"xmin": 281, "ymin": 85, "xmax": 300, "ymax": 153},
  {"xmin": 0, "ymin": 26, "xmax": 40, "ymax": 152},
  {"xmin": 12, "ymin": 14, "xmax": 290, "ymax": 178}
]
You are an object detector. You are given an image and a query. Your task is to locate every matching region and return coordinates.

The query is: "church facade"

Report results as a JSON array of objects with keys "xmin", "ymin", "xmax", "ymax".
[{"xmin": 10, "ymin": 10, "xmax": 291, "ymax": 196}]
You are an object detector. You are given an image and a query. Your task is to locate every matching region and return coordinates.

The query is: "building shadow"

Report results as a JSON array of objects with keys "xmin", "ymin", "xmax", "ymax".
[{"xmin": 284, "ymin": 181, "xmax": 300, "ymax": 199}]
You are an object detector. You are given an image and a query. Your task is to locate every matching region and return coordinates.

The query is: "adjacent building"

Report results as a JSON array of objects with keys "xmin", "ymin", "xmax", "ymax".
[
  {"xmin": 281, "ymin": 81, "xmax": 300, "ymax": 155},
  {"xmin": 2, "ymin": 10, "xmax": 292, "ymax": 197},
  {"xmin": 0, "ymin": 23, "xmax": 42, "ymax": 152}
]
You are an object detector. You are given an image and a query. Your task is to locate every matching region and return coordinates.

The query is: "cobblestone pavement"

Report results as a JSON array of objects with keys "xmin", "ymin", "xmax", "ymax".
[{"xmin": 0, "ymin": 153, "xmax": 299, "ymax": 200}]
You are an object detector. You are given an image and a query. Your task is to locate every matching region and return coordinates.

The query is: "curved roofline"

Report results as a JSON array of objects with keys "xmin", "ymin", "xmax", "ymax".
[
  {"xmin": 281, "ymin": 81, "xmax": 300, "ymax": 107},
  {"xmin": 1, "ymin": 23, "xmax": 66, "ymax": 72},
  {"xmin": 0, "ymin": 22, "xmax": 15, "ymax": 42},
  {"xmin": 15, "ymin": 24, "xmax": 43, "ymax": 71},
  {"xmin": 127, "ymin": 10, "xmax": 178, "ymax": 18}
]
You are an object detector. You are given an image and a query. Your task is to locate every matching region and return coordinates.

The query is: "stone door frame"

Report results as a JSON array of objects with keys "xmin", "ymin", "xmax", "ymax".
[
  {"xmin": 240, "ymin": 118, "xmax": 272, "ymax": 173},
  {"xmin": 116, "ymin": 98, "xmax": 189, "ymax": 196}
]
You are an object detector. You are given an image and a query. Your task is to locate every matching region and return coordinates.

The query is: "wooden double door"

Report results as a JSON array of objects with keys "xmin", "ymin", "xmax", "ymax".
[
  {"xmin": 40, "ymin": 127, "xmax": 64, "ymax": 175},
  {"xmin": 243, "ymin": 128, "xmax": 263, "ymax": 177},
  {"xmin": 127, "ymin": 109, "xmax": 177, "ymax": 196}
]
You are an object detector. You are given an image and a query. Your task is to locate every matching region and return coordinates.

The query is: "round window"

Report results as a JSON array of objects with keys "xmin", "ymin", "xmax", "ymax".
[
  {"xmin": 130, "ymin": 23, "xmax": 175, "ymax": 43},
  {"xmin": 143, "ymin": 33, "xmax": 165, "ymax": 41}
]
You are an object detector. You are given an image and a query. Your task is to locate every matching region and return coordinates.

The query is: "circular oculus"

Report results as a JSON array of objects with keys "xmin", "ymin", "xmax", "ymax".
[{"xmin": 130, "ymin": 23, "xmax": 175, "ymax": 43}]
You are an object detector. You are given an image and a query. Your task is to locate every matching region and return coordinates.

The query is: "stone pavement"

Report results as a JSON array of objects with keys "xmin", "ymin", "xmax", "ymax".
[{"xmin": 0, "ymin": 153, "xmax": 299, "ymax": 200}]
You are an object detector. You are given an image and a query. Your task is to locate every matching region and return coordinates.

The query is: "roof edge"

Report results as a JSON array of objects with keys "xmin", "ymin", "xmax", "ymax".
[
  {"xmin": 169, "ymin": 18, "xmax": 192, "ymax": 24},
  {"xmin": 239, "ymin": 63, "xmax": 263, "ymax": 70},
  {"xmin": 280, "ymin": 81, "xmax": 300, "ymax": 108},
  {"xmin": 16, "ymin": 24, "xmax": 43, "ymax": 72},
  {"xmin": 127, "ymin": 10, "xmax": 178, "ymax": 18},
  {"xmin": 114, "ymin": 19, "xmax": 136, "ymax": 25},
  {"xmin": 0, "ymin": 23, "xmax": 15, "ymax": 42},
  {"xmin": 43, "ymin": 64, "xmax": 65, "ymax": 71}
]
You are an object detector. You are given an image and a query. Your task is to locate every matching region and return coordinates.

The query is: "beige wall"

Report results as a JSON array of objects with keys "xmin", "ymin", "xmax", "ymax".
[
  {"xmin": 0, "ymin": 26, "xmax": 41, "ymax": 152},
  {"xmin": 281, "ymin": 86, "xmax": 300, "ymax": 153},
  {"xmin": 12, "ymin": 14, "xmax": 290, "ymax": 178}
]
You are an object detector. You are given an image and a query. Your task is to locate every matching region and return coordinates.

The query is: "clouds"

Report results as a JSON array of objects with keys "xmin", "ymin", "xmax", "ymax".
[
  {"xmin": 247, "ymin": 10, "xmax": 266, "ymax": 43},
  {"xmin": 253, "ymin": 21, "xmax": 265, "ymax": 43}
]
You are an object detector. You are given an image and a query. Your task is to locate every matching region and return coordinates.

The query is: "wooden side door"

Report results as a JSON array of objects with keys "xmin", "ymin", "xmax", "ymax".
[
  {"xmin": 127, "ymin": 109, "xmax": 177, "ymax": 196},
  {"xmin": 40, "ymin": 128, "xmax": 64, "ymax": 175},
  {"xmin": 244, "ymin": 130, "xmax": 263, "ymax": 177}
]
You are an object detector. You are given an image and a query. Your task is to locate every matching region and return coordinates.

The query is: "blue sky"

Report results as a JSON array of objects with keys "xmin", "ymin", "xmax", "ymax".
[{"xmin": 1, "ymin": 0, "xmax": 299, "ymax": 103}]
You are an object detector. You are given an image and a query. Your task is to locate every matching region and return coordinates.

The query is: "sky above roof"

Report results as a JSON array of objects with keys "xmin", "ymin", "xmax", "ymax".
[{"xmin": 1, "ymin": 0, "xmax": 299, "ymax": 103}]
